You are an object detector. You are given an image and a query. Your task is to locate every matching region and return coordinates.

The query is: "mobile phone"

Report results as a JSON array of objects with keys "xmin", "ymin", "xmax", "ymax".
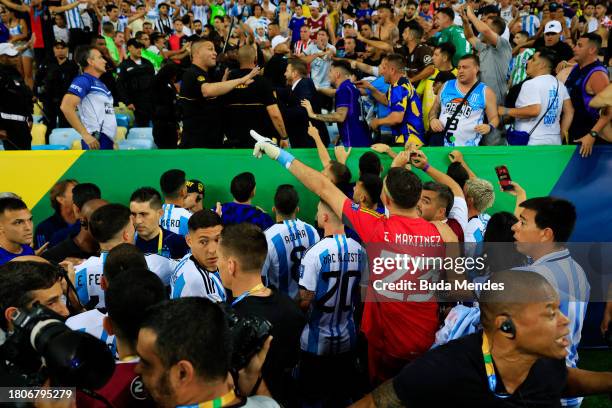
[{"xmin": 495, "ymin": 165, "xmax": 514, "ymax": 191}]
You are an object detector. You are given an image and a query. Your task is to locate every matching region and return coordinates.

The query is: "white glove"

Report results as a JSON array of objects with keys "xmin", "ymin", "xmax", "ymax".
[{"xmin": 251, "ymin": 130, "xmax": 280, "ymax": 160}]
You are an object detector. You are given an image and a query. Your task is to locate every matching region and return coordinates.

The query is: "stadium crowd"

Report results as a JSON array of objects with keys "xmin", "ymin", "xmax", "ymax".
[{"xmin": 0, "ymin": 0, "xmax": 609, "ymax": 150}]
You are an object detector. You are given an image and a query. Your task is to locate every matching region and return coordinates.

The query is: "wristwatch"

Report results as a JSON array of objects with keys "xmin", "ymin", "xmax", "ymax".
[{"xmin": 589, "ymin": 130, "xmax": 599, "ymax": 139}]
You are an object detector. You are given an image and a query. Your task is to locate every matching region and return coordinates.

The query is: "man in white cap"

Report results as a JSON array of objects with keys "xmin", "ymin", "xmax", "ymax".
[
  {"xmin": 537, "ymin": 20, "xmax": 574, "ymax": 63},
  {"xmin": 265, "ymin": 35, "xmax": 291, "ymax": 89},
  {"xmin": 0, "ymin": 43, "xmax": 33, "ymax": 150}
]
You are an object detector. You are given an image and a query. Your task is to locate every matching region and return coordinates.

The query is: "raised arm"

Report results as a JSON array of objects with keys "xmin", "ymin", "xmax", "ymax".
[
  {"xmin": 564, "ymin": 368, "xmax": 612, "ymax": 397},
  {"xmin": 448, "ymin": 150, "xmax": 476, "ymax": 179},
  {"xmin": 357, "ymin": 32, "xmax": 394, "ymax": 53},
  {"xmin": 50, "ymin": 0, "xmax": 88, "ymax": 14},
  {"xmin": 466, "ymin": 5, "xmax": 499, "ymax": 46},
  {"xmin": 301, "ymin": 99, "xmax": 348, "ymax": 123},
  {"xmin": 411, "ymin": 150, "xmax": 464, "ymax": 197},
  {"xmin": 0, "ymin": 0, "xmax": 29, "ymax": 13},
  {"xmin": 201, "ymin": 67, "xmax": 260, "ymax": 97},
  {"xmin": 308, "ymin": 123, "xmax": 332, "ymax": 167},
  {"xmin": 460, "ymin": 6, "xmax": 478, "ymax": 48}
]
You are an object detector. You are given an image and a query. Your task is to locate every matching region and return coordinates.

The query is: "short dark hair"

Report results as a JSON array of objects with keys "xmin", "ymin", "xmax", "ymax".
[
  {"xmin": 406, "ymin": 21, "xmax": 424, "ymax": 40},
  {"xmin": 581, "ymin": 32, "xmax": 602, "ymax": 51},
  {"xmin": 50, "ymin": 180, "xmax": 78, "ymax": 213},
  {"xmin": 150, "ymin": 32, "xmax": 165, "ymax": 44},
  {"xmin": 126, "ymin": 38, "xmax": 143, "ymax": 49},
  {"xmin": 331, "ymin": 59, "xmax": 352, "ymax": 75},
  {"xmin": 219, "ymin": 223, "xmax": 268, "ymax": 272},
  {"xmin": 436, "ymin": 7, "xmax": 455, "ymax": 20},
  {"xmin": 535, "ymin": 48, "xmax": 557, "ymax": 72},
  {"xmin": 446, "ymin": 162, "xmax": 469, "ymax": 189},
  {"xmin": 359, "ymin": 151, "xmax": 382, "ymax": 175},
  {"xmin": 103, "ymin": 243, "xmax": 147, "ymax": 281},
  {"xmin": 230, "ymin": 172, "xmax": 256, "ymax": 203},
  {"xmin": 0, "ymin": 197, "xmax": 28, "ymax": 216},
  {"xmin": 0, "ymin": 261, "xmax": 60, "ymax": 329},
  {"xmin": 75, "ymin": 45, "xmax": 97, "ymax": 69},
  {"xmin": 479, "ymin": 4, "xmax": 500, "ymax": 16},
  {"xmin": 288, "ymin": 58, "xmax": 308, "ymax": 77},
  {"xmin": 359, "ymin": 173, "xmax": 383, "ymax": 206},
  {"xmin": 435, "ymin": 41, "xmax": 456, "ymax": 62},
  {"xmin": 105, "ymin": 4, "xmax": 118, "ymax": 12},
  {"xmin": 130, "ymin": 187, "xmax": 162, "ymax": 210},
  {"xmin": 383, "ymin": 53, "xmax": 406, "ymax": 71},
  {"xmin": 274, "ymin": 184, "xmax": 299, "ymax": 216},
  {"xmin": 433, "ymin": 70, "xmax": 456, "ymax": 84},
  {"xmin": 89, "ymin": 204, "xmax": 131, "ymax": 244},
  {"xmin": 488, "ymin": 16, "xmax": 506, "ymax": 36},
  {"xmin": 519, "ymin": 197, "xmax": 576, "ymax": 242},
  {"xmin": 72, "ymin": 183, "xmax": 102, "ymax": 210},
  {"xmin": 106, "ymin": 269, "xmax": 166, "ymax": 345},
  {"xmin": 484, "ymin": 211, "xmax": 518, "ymax": 243},
  {"xmin": 328, "ymin": 160, "xmax": 352, "ymax": 186},
  {"xmin": 160, "ymin": 169, "xmax": 186, "ymax": 199},
  {"xmin": 385, "ymin": 167, "xmax": 422, "ymax": 209},
  {"xmin": 458, "ymin": 53, "xmax": 480, "ymax": 67},
  {"xmin": 422, "ymin": 181, "xmax": 453, "ymax": 217},
  {"xmin": 140, "ymin": 298, "xmax": 231, "ymax": 381},
  {"xmin": 188, "ymin": 209, "xmax": 222, "ymax": 232},
  {"xmin": 102, "ymin": 21, "xmax": 115, "ymax": 35}
]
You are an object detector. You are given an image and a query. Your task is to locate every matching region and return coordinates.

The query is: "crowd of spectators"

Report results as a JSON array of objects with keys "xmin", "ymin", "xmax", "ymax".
[{"xmin": 0, "ymin": 0, "xmax": 609, "ymax": 151}]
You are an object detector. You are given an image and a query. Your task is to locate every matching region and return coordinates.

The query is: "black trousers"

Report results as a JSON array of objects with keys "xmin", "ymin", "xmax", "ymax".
[
  {"xmin": 2, "ymin": 122, "xmax": 31, "ymax": 150},
  {"xmin": 152, "ymin": 120, "xmax": 178, "ymax": 149}
]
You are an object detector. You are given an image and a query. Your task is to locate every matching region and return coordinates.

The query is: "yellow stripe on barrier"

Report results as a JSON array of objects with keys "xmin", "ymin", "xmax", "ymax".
[{"xmin": 0, "ymin": 151, "xmax": 84, "ymax": 209}]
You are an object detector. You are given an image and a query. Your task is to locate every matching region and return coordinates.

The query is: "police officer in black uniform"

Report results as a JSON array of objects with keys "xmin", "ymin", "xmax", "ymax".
[
  {"xmin": 178, "ymin": 38, "xmax": 259, "ymax": 148},
  {"xmin": 36, "ymin": 40, "xmax": 79, "ymax": 141},
  {"xmin": 0, "ymin": 43, "xmax": 33, "ymax": 150},
  {"xmin": 116, "ymin": 39, "xmax": 156, "ymax": 127}
]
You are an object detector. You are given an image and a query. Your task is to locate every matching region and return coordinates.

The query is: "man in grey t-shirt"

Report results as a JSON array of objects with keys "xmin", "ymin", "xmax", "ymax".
[{"xmin": 460, "ymin": 5, "xmax": 512, "ymax": 104}]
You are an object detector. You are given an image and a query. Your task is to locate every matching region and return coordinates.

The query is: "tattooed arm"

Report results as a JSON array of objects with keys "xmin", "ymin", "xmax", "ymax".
[{"xmin": 350, "ymin": 380, "xmax": 406, "ymax": 408}]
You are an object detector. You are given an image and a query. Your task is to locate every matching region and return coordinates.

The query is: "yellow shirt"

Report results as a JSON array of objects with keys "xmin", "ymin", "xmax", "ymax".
[
  {"xmin": 302, "ymin": 5, "xmax": 311, "ymax": 18},
  {"xmin": 417, "ymin": 67, "xmax": 458, "ymax": 131}
]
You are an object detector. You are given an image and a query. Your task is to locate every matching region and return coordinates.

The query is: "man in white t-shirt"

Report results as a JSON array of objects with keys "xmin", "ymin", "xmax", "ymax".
[
  {"xmin": 498, "ymin": 49, "xmax": 573, "ymax": 145},
  {"xmin": 300, "ymin": 29, "xmax": 336, "ymax": 88}
]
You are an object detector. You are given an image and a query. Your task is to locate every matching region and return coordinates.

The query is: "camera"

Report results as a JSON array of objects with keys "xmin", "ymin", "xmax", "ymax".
[
  {"xmin": 224, "ymin": 306, "xmax": 272, "ymax": 370},
  {"xmin": 0, "ymin": 304, "xmax": 115, "ymax": 389}
]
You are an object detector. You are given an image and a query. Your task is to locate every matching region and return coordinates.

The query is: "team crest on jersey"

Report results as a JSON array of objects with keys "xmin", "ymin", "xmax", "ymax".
[
  {"xmin": 130, "ymin": 376, "xmax": 147, "ymax": 400},
  {"xmin": 197, "ymin": 75, "xmax": 206, "ymax": 82},
  {"xmin": 351, "ymin": 202, "xmax": 360, "ymax": 211}
]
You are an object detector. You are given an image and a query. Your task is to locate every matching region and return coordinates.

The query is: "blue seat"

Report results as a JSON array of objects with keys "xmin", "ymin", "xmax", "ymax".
[
  {"xmin": 32, "ymin": 144, "xmax": 69, "ymax": 150},
  {"xmin": 127, "ymin": 127, "xmax": 153, "ymax": 140},
  {"xmin": 115, "ymin": 113, "xmax": 130, "ymax": 128},
  {"xmin": 117, "ymin": 139, "xmax": 156, "ymax": 150},
  {"xmin": 49, "ymin": 128, "xmax": 81, "ymax": 148}
]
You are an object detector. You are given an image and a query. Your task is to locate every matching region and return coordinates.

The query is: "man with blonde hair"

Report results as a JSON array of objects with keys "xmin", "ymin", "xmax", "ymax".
[{"xmin": 463, "ymin": 178, "xmax": 495, "ymax": 243}]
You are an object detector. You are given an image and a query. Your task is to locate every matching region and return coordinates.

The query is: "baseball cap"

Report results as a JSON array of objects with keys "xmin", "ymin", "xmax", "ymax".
[
  {"xmin": 271, "ymin": 35, "xmax": 289, "ymax": 51},
  {"xmin": 186, "ymin": 179, "xmax": 205, "ymax": 195},
  {"xmin": 544, "ymin": 20, "xmax": 562, "ymax": 34},
  {"xmin": 0, "ymin": 43, "xmax": 18, "ymax": 57},
  {"xmin": 549, "ymin": 2, "xmax": 559, "ymax": 11},
  {"xmin": 310, "ymin": 1, "xmax": 319, "ymax": 8},
  {"xmin": 343, "ymin": 19, "xmax": 357, "ymax": 29},
  {"xmin": 53, "ymin": 40, "xmax": 68, "ymax": 48}
]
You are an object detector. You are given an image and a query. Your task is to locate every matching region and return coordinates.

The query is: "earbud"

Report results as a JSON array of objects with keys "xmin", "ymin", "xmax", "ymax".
[{"xmin": 500, "ymin": 317, "xmax": 516, "ymax": 339}]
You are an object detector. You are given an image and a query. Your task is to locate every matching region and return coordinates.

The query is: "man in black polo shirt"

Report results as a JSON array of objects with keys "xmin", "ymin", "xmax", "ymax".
[
  {"xmin": 351, "ymin": 270, "xmax": 612, "ymax": 407},
  {"xmin": 178, "ymin": 39, "xmax": 259, "ymax": 148},
  {"xmin": 224, "ymin": 45, "xmax": 289, "ymax": 148},
  {"xmin": 129, "ymin": 187, "xmax": 188, "ymax": 259}
]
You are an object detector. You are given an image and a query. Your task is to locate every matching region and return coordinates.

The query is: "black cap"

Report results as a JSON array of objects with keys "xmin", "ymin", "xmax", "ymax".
[
  {"xmin": 53, "ymin": 40, "xmax": 68, "ymax": 48},
  {"xmin": 186, "ymin": 179, "xmax": 205, "ymax": 195}
]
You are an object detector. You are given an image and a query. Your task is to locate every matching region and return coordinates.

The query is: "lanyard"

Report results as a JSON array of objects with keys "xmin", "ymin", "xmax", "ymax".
[
  {"xmin": 482, "ymin": 333, "xmax": 511, "ymax": 399},
  {"xmin": 176, "ymin": 390, "xmax": 236, "ymax": 408},
  {"xmin": 231, "ymin": 283, "xmax": 265, "ymax": 306},
  {"xmin": 134, "ymin": 229, "xmax": 164, "ymax": 256}
]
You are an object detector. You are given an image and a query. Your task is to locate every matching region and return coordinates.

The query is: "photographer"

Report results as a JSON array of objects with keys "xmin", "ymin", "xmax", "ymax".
[
  {"xmin": 136, "ymin": 297, "xmax": 279, "ymax": 407},
  {"xmin": 217, "ymin": 223, "xmax": 305, "ymax": 406},
  {"xmin": 179, "ymin": 39, "xmax": 260, "ymax": 148}
]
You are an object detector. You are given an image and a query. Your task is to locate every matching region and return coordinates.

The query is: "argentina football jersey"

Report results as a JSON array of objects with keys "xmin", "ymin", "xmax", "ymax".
[
  {"xmin": 262, "ymin": 219, "xmax": 320, "ymax": 299},
  {"xmin": 75, "ymin": 252, "xmax": 176, "ymax": 308},
  {"xmin": 66, "ymin": 309, "xmax": 117, "ymax": 358},
  {"xmin": 170, "ymin": 254, "xmax": 226, "ymax": 303},
  {"xmin": 160, "ymin": 204, "xmax": 191, "ymax": 236},
  {"xmin": 298, "ymin": 234, "xmax": 367, "ymax": 355}
]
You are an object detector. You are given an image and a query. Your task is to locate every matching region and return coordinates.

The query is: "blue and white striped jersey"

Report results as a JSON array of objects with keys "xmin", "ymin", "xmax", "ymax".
[
  {"xmin": 464, "ymin": 213, "xmax": 491, "ymax": 243},
  {"xmin": 67, "ymin": 73, "xmax": 117, "ymax": 139},
  {"xmin": 64, "ymin": 0, "xmax": 85, "ymax": 29},
  {"xmin": 262, "ymin": 219, "xmax": 320, "ymax": 299},
  {"xmin": 170, "ymin": 254, "xmax": 226, "ymax": 303},
  {"xmin": 192, "ymin": 4, "xmax": 208, "ymax": 25},
  {"xmin": 160, "ymin": 204, "xmax": 191, "ymax": 236},
  {"xmin": 66, "ymin": 309, "xmax": 117, "ymax": 358},
  {"xmin": 298, "ymin": 235, "xmax": 366, "ymax": 355},
  {"xmin": 521, "ymin": 14, "xmax": 540, "ymax": 37},
  {"xmin": 518, "ymin": 248, "xmax": 590, "ymax": 407},
  {"xmin": 74, "ymin": 253, "xmax": 176, "ymax": 308}
]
